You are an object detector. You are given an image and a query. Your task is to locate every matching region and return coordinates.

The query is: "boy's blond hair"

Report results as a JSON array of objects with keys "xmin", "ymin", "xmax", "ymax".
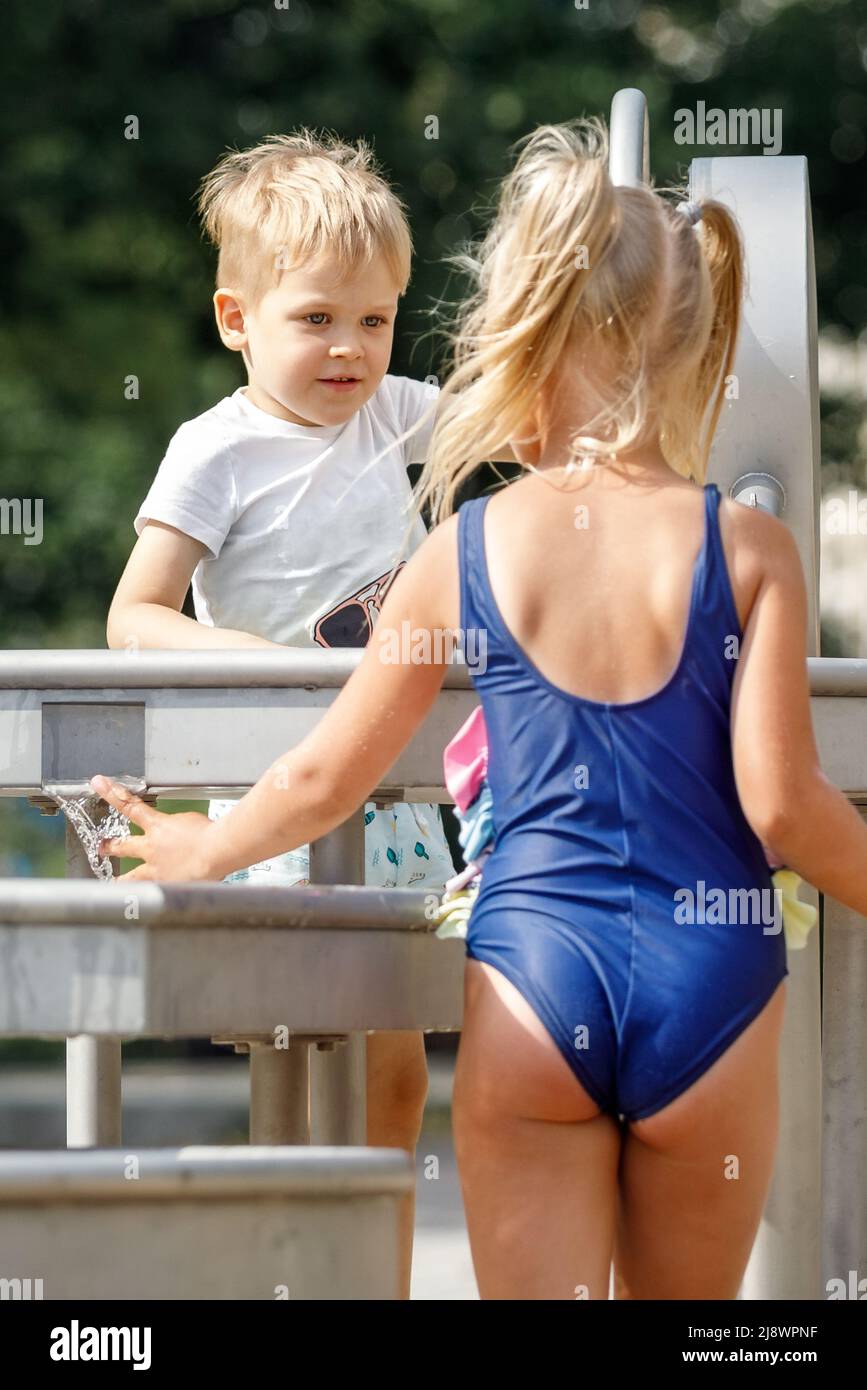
[{"xmin": 196, "ymin": 128, "xmax": 414, "ymax": 307}]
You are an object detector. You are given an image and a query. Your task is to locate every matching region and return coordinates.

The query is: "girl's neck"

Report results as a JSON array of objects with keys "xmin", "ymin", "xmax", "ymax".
[{"xmin": 533, "ymin": 443, "xmax": 681, "ymax": 486}]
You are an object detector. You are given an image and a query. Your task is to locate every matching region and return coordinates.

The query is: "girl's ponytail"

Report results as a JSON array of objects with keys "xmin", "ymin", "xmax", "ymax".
[
  {"xmin": 688, "ymin": 200, "xmax": 746, "ymax": 482},
  {"xmin": 388, "ymin": 115, "xmax": 748, "ymax": 578}
]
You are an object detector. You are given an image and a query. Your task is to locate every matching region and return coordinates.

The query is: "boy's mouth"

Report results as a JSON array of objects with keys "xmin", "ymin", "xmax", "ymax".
[{"xmin": 318, "ymin": 376, "xmax": 361, "ymax": 392}]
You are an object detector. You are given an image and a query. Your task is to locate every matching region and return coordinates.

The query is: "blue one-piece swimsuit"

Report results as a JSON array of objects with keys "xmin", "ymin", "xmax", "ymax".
[{"xmin": 458, "ymin": 481, "xmax": 789, "ymax": 1123}]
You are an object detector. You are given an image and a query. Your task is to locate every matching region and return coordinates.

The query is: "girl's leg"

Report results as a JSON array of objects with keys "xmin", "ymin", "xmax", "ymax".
[
  {"xmin": 614, "ymin": 980, "xmax": 787, "ymax": 1300},
  {"xmin": 366, "ymin": 1028, "xmax": 429, "ymax": 1301},
  {"xmin": 453, "ymin": 959, "xmax": 622, "ymax": 1300}
]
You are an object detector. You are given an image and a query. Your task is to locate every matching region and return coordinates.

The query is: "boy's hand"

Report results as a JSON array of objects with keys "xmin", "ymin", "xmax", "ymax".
[{"xmin": 90, "ymin": 776, "xmax": 222, "ymax": 883}]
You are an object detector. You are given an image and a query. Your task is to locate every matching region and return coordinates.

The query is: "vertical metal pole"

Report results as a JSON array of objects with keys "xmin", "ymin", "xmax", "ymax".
[
  {"xmin": 246, "ymin": 809, "xmax": 366, "ymax": 1145},
  {"xmin": 738, "ymin": 892, "xmax": 823, "ymax": 1299},
  {"xmin": 65, "ymin": 822, "xmax": 122, "ymax": 1148},
  {"xmin": 309, "ymin": 810, "xmax": 367, "ymax": 1145},
  {"xmin": 311, "ymin": 1036, "xmax": 367, "ymax": 1146},
  {"xmin": 608, "ymin": 88, "xmax": 649, "ymax": 188},
  {"xmin": 695, "ymin": 154, "xmax": 823, "ymax": 1299},
  {"xmin": 248, "ymin": 1040, "xmax": 310, "ymax": 1145},
  {"xmin": 822, "ymin": 839, "xmax": 867, "ymax": 1292}
]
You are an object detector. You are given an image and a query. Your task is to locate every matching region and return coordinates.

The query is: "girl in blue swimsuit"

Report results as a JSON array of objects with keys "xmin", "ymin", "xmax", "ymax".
[{"xmin": 95, "ymin": 115, "xmax": 867, "ymax": 1300}]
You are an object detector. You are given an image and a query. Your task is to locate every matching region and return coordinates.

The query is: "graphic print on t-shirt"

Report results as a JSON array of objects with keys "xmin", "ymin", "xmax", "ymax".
[{"xmin": 312, "ymin": 563, "xmax": 407, "ymax": 647}]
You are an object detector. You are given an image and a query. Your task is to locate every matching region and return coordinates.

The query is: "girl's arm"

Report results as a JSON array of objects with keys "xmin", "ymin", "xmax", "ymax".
[
  {"xmin": 95, "ymin": 515, "xmax": 461, "ymax": 881},
  {"xmin": 106, "ymin": 521, "xmax": 282, "ymax": 650},
  {"xmin": 730, "ymin": 504, "xmax": 867, "ymax": 918},
  {"xmin": 195, "ymin": 513, "xmax": 458, "ymax": 875}
]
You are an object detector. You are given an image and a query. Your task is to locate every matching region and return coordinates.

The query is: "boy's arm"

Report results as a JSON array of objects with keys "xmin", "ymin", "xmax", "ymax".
[{"xmin": 106, "ymin": 521, "xmax": 281, "ymax": 650}]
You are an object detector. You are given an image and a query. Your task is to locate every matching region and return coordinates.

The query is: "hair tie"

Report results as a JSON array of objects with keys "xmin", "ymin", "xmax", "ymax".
[{"xmin": 677, "ymin": 199, "xmax": 703, "ymax": 226}]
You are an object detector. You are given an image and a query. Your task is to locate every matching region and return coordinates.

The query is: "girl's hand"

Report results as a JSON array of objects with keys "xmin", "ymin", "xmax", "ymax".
[{"xmin": 90, "ymin": 775, "xmax": 222, "ymax": 883}]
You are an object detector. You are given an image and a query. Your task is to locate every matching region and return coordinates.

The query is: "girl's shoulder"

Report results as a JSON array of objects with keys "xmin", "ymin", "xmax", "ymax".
[{"xmin": 717, "ymin": 492, "xmax": 804, "ymax": 633}]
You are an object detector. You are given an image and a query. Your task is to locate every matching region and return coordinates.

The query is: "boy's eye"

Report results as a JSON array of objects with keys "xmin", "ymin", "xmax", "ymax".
[{"xmin": 301, "ymin": 312, "xmax": 388, "ymax": 328}]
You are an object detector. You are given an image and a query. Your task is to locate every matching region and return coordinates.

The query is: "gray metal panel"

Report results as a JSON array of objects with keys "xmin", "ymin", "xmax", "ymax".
[
  {"xmin": 0, "ymin": 922, "xmax": 465, "ymax": 1037},
  {"xmin": 2, "ymin": 664, "xmax": 866, "ymax": 798},
  {"xmin": 0, "ymin": 1147, "xmax": 411, "ymax": 1300},
  {"xmin": 42, "ymin": 702, "xmax": 145, "ymax": 785},
  {"xmin": 737, "ymin": 893, "xmax": 823, "ymax": 1301},
  {"xmin": 689, "ymin": 155, "xmax": 825, "ymax": 1303},
  {"xmin": 822, "ymin": 879, "xmax": 867, "ymax": 1288},
  {"xmin": 813, "ymin": 698, "xmax": 867, "ymax": 801},
  {"xmin": 691, "ymin": 156, "xmax": 821, "ymax": 653},
  {"xmin": 0, "ymin": 1199, "xmax": 402, "ymax": 1299},
  {"xmin": 0, "ymin": 684, "xmax": 478, "ymax": 798},
  {"xmin": 0, "ymin": 924, "xmax": 147, "ymax": 1033}
]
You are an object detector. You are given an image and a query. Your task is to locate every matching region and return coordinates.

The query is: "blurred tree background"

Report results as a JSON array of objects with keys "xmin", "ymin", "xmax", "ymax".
[{"xmin": 0, "ymin": 0, "xmax": 865, "ymax": 891}]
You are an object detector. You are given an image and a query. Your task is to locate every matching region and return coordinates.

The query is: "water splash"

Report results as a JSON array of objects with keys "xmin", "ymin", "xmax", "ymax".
[{"xmin": 43, "ymin": 777, "xmax": 145, "ymax": 882}]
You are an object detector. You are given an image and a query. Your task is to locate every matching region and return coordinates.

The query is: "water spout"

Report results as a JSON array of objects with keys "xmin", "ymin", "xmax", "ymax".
[{"xmin": 42, "ymin": 775, "xmax": 147, "ymax": 882}]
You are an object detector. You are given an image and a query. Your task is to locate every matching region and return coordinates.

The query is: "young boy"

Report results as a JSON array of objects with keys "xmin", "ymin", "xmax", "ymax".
[{"xmin": 106, "ymin": 130, "xmax": 463, "ymax": 1299}]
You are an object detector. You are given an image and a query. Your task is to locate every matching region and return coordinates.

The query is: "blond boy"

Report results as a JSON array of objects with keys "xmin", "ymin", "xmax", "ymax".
[{"xmin": 107, "ymin": 131, "xmax": 463, "ymax": 1298}]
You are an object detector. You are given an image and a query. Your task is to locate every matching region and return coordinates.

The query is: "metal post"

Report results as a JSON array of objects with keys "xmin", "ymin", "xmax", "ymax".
[
  {"xmin": 688, "ymin": 152, "xmax": 824, "ymax": 1300},
  {"xmin": 248, "ymin": 1039, "xmax": 310, "ymax": 1146},
  {"xmin": 737, "ymin": 890, "xmax": 823, "ymax": 1300},
  {"xmin": 64, "ymin": 821, "xmax": 122, "ymax": 1148},
  {"xmin": 822, "ymin": 818, "xmax": 867, "ymax": 1293},
  {"xmin": 732, "ymin": 468, "xmax": 823, "ymax": 1304},
  {"xmin": 311, "ymin": 1036, "xmax": 367, "ymax": 1146},
  {"xmin": 310, "ymin": 810, "xmax": 368, "ymax": 1145},
  {"xmin": 609, "ymin": 88, "xmax": 649, "ymax": 188}
]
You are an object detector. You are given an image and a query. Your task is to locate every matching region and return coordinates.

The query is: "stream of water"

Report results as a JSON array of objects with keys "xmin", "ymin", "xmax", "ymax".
[{"xmin": 43, "ymin": 779, "xmax": 143, "ymax": 881}]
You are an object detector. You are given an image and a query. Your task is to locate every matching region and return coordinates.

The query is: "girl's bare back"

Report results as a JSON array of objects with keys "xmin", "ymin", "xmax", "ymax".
[{"xmin": 475, "ymin": 467, "xmax": 760, "ymax": 707}]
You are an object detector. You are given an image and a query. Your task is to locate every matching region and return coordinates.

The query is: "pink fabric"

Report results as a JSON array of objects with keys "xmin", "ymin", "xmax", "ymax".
[
  {"xmin": 444, "ymin": 851, "xmax": 491, "ymax": 895},
  {"xmin": 443, "ymin": 705, "xmax": 489, "ymax": 812}
]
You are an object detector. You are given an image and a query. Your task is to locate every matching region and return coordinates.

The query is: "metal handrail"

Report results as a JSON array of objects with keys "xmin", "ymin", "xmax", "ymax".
[
  {"xmin": 0, "ymin": 648, "xmax": 475, "ymax": 690},
  {"xmin": 0, "ymin": 878, "xmax": 434, "ymax": 930},
  {"xmin": 0, "ymin": 650, "xmax": 865, "ymax": 695},
  {"xmin": 0, "ymin": 1147, "xmax": 415, "ymax": 1201}
]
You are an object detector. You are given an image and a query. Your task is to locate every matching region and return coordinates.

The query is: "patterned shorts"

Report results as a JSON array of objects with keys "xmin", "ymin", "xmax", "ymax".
[{"xmin": 207, "ymin": 798, "xmax": 457, "ymax": 892}]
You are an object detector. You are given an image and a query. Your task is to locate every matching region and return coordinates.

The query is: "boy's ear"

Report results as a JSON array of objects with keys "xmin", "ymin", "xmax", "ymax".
[{"xmin": 213, "ymin": 289, "xmax": 247, "ymax": 352}]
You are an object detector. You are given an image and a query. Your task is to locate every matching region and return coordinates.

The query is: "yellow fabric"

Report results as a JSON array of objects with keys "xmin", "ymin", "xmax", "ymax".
[
  {"xmin": 431, "ymin": 885, "xmax": 478, "ymax": 940},
  {"xmin": 772, "ymin": 869, "xmax": 818, "ymax": 950},
  {"xmin": 432, "ymin": 870, "xmax": 819, "ymax": 949}
]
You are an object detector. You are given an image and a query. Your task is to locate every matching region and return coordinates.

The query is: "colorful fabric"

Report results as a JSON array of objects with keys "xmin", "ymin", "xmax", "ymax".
[{"xmin": 208, "ymin": 796, "xmax": 456, "ymax": 892}]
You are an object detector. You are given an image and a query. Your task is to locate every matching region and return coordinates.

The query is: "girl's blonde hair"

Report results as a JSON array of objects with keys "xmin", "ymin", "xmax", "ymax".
[
  {"xmin": 386, "ymin": 114, "xmax": 745, "ymax": 583},
  {"xmin": 196, "ymin": 128, "xmax": 413, "ymax": 307}
]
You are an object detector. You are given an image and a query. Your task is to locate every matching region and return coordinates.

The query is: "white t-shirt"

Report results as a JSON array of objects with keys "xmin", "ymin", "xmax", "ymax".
[{"xmin": 133, "ymin": 375, "xmax": 438, "ymax": 647}]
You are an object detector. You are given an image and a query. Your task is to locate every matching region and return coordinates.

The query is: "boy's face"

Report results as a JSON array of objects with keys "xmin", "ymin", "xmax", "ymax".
[{"xmin": 215, "ymin": 250, "xmax": 400, "ymax": 426}]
